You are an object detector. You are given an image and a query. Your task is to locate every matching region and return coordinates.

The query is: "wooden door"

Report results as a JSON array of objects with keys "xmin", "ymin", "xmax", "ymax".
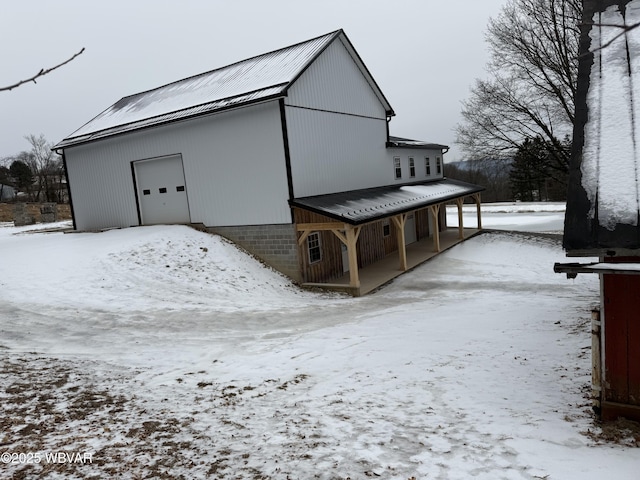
[{"xmin": 603, "ymin": 263, "xmax": 640, "ymax": 407}]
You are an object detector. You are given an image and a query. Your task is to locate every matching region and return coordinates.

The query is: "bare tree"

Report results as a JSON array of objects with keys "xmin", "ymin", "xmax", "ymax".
[
  {"xmin": 456, "ymin": 0, "xmax": 581, "ymax": 181},
  {"xmin": 0, "ymin": 48, "xmax": 84, "ymax": 92},
  {"xmin": 23, "ymin": 134, "xmax": 61, "ymax": 202}
]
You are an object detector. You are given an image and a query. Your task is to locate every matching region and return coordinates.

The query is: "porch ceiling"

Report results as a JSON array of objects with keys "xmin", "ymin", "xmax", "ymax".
[{"xmin": 289, "ymin": 178, "xmax": 484, "ymax": 225}]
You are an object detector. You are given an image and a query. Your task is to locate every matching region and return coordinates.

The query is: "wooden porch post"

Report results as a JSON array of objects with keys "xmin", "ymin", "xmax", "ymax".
[
  {"xmin": 473, "ymin": 193, "xmax": 482, "ymax": 230},
  {"xmin": 296, "ymin": 220, "xmax": 360, "ymax": 289},
  {"xmin": 455, "ymin": 197, "xmax": 464, "ymax": 239},
  {"xmin": 345, "ymin": 226, "xmax": 361, "ymax": 287},
  {"xmin": 391, "ymin": 214, "xmax": 408, "ymax": 271},
  {"xmin": 430, "ymin": 204, "xmax": 441, "ymax": 252},
  {"xmin": 330, "ymin": 226, "xmax": 361, "ymax": 288}
]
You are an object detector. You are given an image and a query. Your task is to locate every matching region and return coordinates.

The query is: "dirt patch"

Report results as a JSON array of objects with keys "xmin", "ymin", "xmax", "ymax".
[
  {"xmin": 0, "ymin": 203, "xmax": 71, "ymax": 223},
  {"xmin": 0, "ymin": 354, "xmax": 204, "ymax": 479},
  {"xmin": 0, "ymin": 353, "xmax": 327, "ymax": 479},
  {"xmin": 583, "ymin": 418, "xmax": 640, "ymax": 447}
]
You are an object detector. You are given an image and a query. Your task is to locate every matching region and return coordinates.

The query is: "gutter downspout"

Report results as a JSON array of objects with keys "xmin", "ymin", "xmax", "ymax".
[
  {"xmin": 54, "ymin": 149, "xmax": 76, "ymax": 230},
  {"xmin": 386, "ymin": 115, "xmax": 391, "ymax": 142}
]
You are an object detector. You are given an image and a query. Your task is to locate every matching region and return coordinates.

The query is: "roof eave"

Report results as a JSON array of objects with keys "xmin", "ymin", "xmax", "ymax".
[
  {"xmin": 282, "ymin": 29, "xmax": 395, "ymax": 116},
  {"xmin": 386, "ymin": 141, "xmax": 449, "ymax": 150},
  {"xmin": 282, "ymin": 29, "xmax": 344, "ymax": 97},
  {"xmin": 337, "ymin": 31, "xmax": 394, "ymax": 114},
  {"xmin": 53, "ymin": 92, "xmax": 286, "ymax": 150}
]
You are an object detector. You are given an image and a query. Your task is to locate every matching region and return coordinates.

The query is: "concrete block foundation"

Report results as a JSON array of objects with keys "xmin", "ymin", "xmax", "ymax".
[{"xmin": 205, "ymin": 223, "xmax": 301, "ymax": 282}]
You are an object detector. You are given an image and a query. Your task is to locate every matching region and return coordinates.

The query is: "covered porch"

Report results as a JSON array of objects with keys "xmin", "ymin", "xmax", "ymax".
[
  {"xmin": 290, "ymin": 178, "xmax": 484, "ymax": 296},
  {"xmin": 305, "ymin": 226, "xmax": 482, "ymax": 295}
]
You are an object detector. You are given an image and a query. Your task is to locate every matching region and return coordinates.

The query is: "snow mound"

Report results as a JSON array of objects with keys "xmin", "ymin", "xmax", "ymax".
[{"xmin": 0, "ymin": 224, "xmax": 336, "ymax": 314}]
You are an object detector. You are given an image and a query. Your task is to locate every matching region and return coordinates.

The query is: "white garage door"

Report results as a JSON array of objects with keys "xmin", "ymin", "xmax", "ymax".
[{"xmin": 134, "ymin": 155, "xmax": 191, "ymax": 225}]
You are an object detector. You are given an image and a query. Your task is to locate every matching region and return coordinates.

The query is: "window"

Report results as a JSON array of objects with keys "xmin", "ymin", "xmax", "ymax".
[
  {"xmin": 425, "ymin": 157, "xmax": 431, "ymax": 176},
  {"xmin": 143, "ymin": 189, "xmax": 151, "ymax": 195},
  {"xmin": 409, "ymin": 157, "xmax": 415, "ymax": 178},
  {"xmin": 436, "ymin": 156, "xmax": 442, "ymax": 174},
  {"xmin": 382, "ymin": 220, "xmax": 391, "ymax": 237},
  {"xmin": 159, "ymin": 187, "xmax": 167, "ymax": 194},
  {"xmin": 307, "ymin": 232, "xmax": 322, "ymax": 263},
  {"xmin": 394, "ymin": 157, "xmax": 402, "ymax": 179}
]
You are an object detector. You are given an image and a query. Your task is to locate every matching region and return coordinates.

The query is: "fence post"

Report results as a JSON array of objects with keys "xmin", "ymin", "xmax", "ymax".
[{"xmin": 592, "ymin": 307, "xmax": 602, "ymax": 413}]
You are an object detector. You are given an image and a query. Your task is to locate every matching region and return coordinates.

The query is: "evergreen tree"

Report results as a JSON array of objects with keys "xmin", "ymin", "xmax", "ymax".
[
  {"xmin": 510, "ymin": 137, "xmax": 569, "ymax": 201},
  {"xmin": 9, "ymin": 160, "xmax": 33, "ymax": 194}
]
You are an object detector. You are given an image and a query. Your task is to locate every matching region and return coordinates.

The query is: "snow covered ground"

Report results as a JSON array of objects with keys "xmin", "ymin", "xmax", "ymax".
[
  {"xmin": 1, "ymin": 204, "xmax": 639, "ymax": 479},
  {"xmin": 446, "ymin": 201, "xmax": 566, "ymax": 233}
]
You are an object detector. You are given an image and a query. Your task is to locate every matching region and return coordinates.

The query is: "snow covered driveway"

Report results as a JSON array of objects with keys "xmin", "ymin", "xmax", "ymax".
[{"xmin": 1, "ymin": 222, "xmax": 639, "ymax": 479}]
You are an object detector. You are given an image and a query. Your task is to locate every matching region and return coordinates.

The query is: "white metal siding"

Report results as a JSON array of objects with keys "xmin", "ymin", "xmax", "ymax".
[
  {"xmin": 283, "ymin": 37, "xmax": 394, "ymax": 197},
  {"xmin": 66, "ymin": 101, "xmax": 290, "ymax": 231},
  {"xmin": 285, "ymin": 39, "xmax": 387, "ymax": 119},
  {"xmin": 65, "ymin": 145, "xmax": 140, "ymax": 230},
  {"xmin": 286, "ymin": 107, "xmax": 389, "ymax": 197}
]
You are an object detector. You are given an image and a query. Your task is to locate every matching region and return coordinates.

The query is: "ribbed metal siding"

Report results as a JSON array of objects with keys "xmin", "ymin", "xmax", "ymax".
[
  {"xmin": 66, "ymin": 101, "xmax": 291, "ymax": 230},
  {"xmin": 183, "ymin": 102, "xmax": 290, "ymax": 226},
  {"xmin": 283, "ymin": 36, "xmax": 393, "ymax": 197},
  {"xmin": 286, "ymin": 107, "xmax": 388, "ymax": 197},
  {"xmin": 285, "ymin": 39, "xmax": 386, "ymax": 119},
  {"xmin": 65, "ymin": 145, "xmax": 140, "ymax": 230}
]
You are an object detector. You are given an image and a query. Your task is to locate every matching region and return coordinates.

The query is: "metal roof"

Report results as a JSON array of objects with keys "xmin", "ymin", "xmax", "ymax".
[
  {"xmin": 290, "ymin": 178, "xmax": 484, "ymax": 225},
  {"xmin": 387, "ymin": 136, "xmax": 449, "ymax": 151},
  {"xmin": 55, "ymin": 29, "xmax": 394, "ymax": 150},
  {"xmin": 563, "ymin": 0, "xmax": 640, "ymax": 254}
]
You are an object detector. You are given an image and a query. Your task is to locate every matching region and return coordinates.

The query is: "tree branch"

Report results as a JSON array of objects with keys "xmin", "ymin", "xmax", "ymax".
[
  {"xmin": 0, "ymin": 48, "xmax": 85, "ymax": 92},
  {"xmin": 581, "ymin": 20, "xmax": 640, "ymax": 56}
]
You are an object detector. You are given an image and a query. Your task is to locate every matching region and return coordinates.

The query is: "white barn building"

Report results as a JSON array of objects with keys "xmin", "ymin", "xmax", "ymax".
[{"xmin": 54, "ymin": 29, "xmax": 483, "ymax": 295}]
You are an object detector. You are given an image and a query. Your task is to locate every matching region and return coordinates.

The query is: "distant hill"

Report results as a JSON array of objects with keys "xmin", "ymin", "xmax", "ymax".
[
  {"xmin": 445, "ymin": 158, "xmax": 513, "ymax": 202},
  {"xmin": 447, "ymin": 158, "xmax": 513, "ymax": 173}
]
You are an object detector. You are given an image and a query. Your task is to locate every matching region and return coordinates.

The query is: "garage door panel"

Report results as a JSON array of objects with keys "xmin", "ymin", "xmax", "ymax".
[{"xmin": 134, "ymin": 155, "xmax": 191, "ymax": 225}]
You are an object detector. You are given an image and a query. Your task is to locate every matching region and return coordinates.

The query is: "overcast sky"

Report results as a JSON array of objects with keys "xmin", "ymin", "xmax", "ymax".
[{"xmin": 2, "ymin": 0, "xmax": 507, "ymax": 163}]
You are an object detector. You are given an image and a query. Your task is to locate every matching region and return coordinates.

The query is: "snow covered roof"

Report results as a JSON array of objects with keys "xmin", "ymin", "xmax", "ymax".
[
  {"xmin": 290, "ymin": 178, "xmax": 484, "ymax": 225},
  {"xmin": 387, "ymin": 136, "xmax": 449, "ymax": 151},
  {"xmin": 564, "ymin": 0, "xmax": 640, "ymax": 254},
  {"xmin": 54, "ymin": 29, "xmax": 394, "ymax": 150}
]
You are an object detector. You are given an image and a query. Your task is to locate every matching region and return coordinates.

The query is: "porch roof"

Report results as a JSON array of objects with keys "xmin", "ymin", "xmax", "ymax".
[
  {"xmin": 290, "ymin": 178, "xmax": 484, "ymax": 225},
  {"xmin": 386, "ymin": 135, "xmax": 449, "ymax": 150}
]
